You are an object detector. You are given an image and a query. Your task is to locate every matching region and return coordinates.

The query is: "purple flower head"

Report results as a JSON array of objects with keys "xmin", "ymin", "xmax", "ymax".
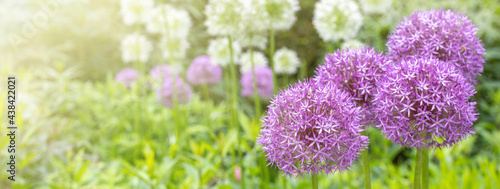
[
  {"xmin": 150, "ymin": 64, "xmax": 177, "ymax": 80},
  {"xmin": 241, "ymin": 66, "xmax": 274, "ymax": 98},
  {"xmin": 314, "ymin": 47, "xmax": 389, "ymax": 125},
  {"xmin": 373, "ymin": 57, "xmax": 478, "ymax": 149},
  {"xmin": 257, "ymin": 79, "xmax": 369, "ymax": 177},
  {"xmin": 186, "ymin": 55, "xmax": 223, "ymax": 85},
  {"xmin": 387, "ymin": 8, "xmax": 486, "ymax": 84},
  {"xmin": 115, "ymin": 68, "xmax": 140, "ymax": 89},
  {"xmin": 156, "ymin": 77, "xmax": 192, "ymax": 108}
]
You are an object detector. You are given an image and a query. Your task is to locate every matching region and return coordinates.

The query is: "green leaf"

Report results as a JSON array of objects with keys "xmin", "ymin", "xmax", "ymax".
[
  {"xmin": 19, "ymin": 153, "xmax": 40, "ymax": 170},
  {"xmin": 73, "ymin": 160, "xmax": 88, "ymax": 183}
]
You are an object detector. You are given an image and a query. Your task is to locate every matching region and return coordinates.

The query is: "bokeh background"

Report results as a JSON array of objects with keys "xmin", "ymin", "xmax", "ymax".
[{"xmin": 1, "ymin": 0, "xmax": 499, "ymax": 188}]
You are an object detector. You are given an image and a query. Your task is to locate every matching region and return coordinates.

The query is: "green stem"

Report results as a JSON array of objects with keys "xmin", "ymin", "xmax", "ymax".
[
  {"xmin": 312, "ymin": 173, "xmax": 318, "ymax": 189},
  {"xmin": 250, "ymin": 49, "xmax": 262, "ymax": 117},
  {"xmin": 414, "ymin": 148, "xmax": 422, "ymax": 189},
  {"xmin": 228, "ymin": 36, "xmax": 244, "ymax": 189},
  {"xmin": 202, "ymin": 84, "xmax": 211, "ymax": 127},
  {"xmin": 269, "ymin": 27, "xmax": 276, "ymax": 94},
  {"xmin": 283, "ymin": 175, "xmax": 287, "ymax": 189},
  {"xmin": 361, "ymin": 130, "xmax": 371, "ymax": 189},
  {"xmin": 422, "ymin": 147, "xmax": 429, "ymax": 189}
]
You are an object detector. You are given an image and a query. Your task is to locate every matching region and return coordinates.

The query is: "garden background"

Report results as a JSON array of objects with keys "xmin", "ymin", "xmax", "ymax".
[{"xmin": 1, "ymin": 0, "xmax": 500, "ymax": 188}]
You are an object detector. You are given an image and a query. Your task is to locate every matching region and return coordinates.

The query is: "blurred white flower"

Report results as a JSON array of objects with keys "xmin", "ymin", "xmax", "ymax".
[
  {"xmin": 264, "ymin": 0, "xmax": 300, "ymax": 31},
  {"xmin": 341, "ymin": 39, "xmax": 365, "ymax": 49},
  {"xmin": 146, "ymin": 4, "xmax": 192, "ymax": 38},
  {"xmin": 120, "ymin": 0, "xmax": 154, "ymax": 26},
  {"xmin": 120, "ymin": 33, "xmax": 153, "ymax": 63},
  {"xmin": 208, "ymin": 37, "xmax": 242, "ymax": 67},
  {"xmin": 240, "ymin": 51, "xmax": 268, "ymax": 73},
  {"xmin": 235, "ymin": 34, "xmax": 268, "ymax": 50},
  {"xmin": 160, "ymin": 36, "xmax": 190, "ymax": 60},
  {"xmin": 313, "ymin": 0, "xmax": 363, "ymax": 42},
  {"xmin": 359, "ymin": 0, "xmax": 392, "ymax": 14},
  {"xmin": 273, "ymin": 47, "xmax": 300, "ymax": 75},
  {"xmin": 204, "ymin": 0, "xmax": 245, "ymax": 36}
]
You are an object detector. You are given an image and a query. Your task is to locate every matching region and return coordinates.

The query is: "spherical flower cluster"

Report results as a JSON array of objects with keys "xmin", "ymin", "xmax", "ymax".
[
  {"xmin": 314, "ymin": 47, "xmax": 388, "ymax": 124},
  {"xmin": 264, "ymin": 0, "xmax": 300, "ymax": 31},
  {"xmin": 359, "ymin": 0, "xmax": 392, "ymax": 15},
  {"xmin": 313, "ymin": 0, "xmax": 363, "ymax": 42},
  {"xmin": 120, "ymin": 0, "xmax": 154, "ymax": 26},
  {"xmin": 150, "ymin": 64, "xmax": 177, "ymax": 81},
  {"xmin": 239, "ymin": 51, "xmax": 269, "ymax": 73},
  {"xmin": 257, "ymin": 79, "xmax": 369, "ymax": 176},
  {"xmin": 207, "ymin": 38, "xmax": 242, "ymax": 67},
  {"xmin": 341, "ymin": 40, "xmax": 365, "ymax": 50},
  {"xmin": 120, "ymin": 33, "xmax": 153, "ymax": 63},
  {"xmin": 235, "ymin": 33, "xmax": 268, "ymax": 50},
  {"xmin": 373, "ymin": 57, "xmax": 478, "ymax": 149},
  {"xmin": 386, "ymin": 9, "xmax": 486, "ymax": 84},
  {"xmin": 159, "ymin": 36, "xmax": 190, "ymax": 60},
  {"xmin": 146, "ymin": 5, "xmax": 192, "ymax": 37},
  {"xmin": 241, "ymin": 66, "xmax": 273, "ymax": 98},
  {"xmin": 115, "ymin": 68, "xmax": 140, "ymax": 89},
  {"xmin": 273, "ymin": 47, "xmax": 301, "ymax": 75},
  {"xmin": 204, "ymin": 0, "xmax": 245, "ymax": 36},
  {"xmin": 157, "ymin": 77, "xmax": 193, "ymax": 108},
  {"xmin": 186, "ymin": 55, "xmax": 222, "ymax": 85}
]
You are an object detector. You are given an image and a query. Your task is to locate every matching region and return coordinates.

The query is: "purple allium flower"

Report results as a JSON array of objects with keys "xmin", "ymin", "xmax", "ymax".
[
  {"xmin": 150, "ymin": 64, "xmax": 177, "ymax": 80},
  {"xmin": 257, "ymin": 79, "xmax": 369, "ymax": 176},
  {"xmin": 156, "ymin": 77, "xmax": 192, "ymax": 108},
  {"xmin": 241, "ymin": 66, "xmax": 274, "ymax": 98},
  {"xmin": 387, "ymin": 8, "xmax": 486, "ymax": 84},
  {"xmin": 115, "ymin": 68, "xmax": 140, "ymax": 89},
  {"xmin": 313, "ymin": 47, "xmax": 389, "ymax": 125},
  {"xmin": 373, "ymin": 57, "xmax": 478, "ymax": 149},
  {"xmin": 186, "ymin": 55, "xmax": 223, "ymax": 85}
]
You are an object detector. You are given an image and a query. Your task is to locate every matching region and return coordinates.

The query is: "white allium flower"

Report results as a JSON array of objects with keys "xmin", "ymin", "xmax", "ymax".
[
  {"xmin": 341, "ymin": 39, "xmax": 365, "ymax": 50},
  {"xmin": 264, "ymin": 0, "xmax": 300, "ymax": 31},
  {"xmin": 160, "ymin": 36, "xmax": 190, "ymax": 60},
  {"xmin": 239, "ymin": 51, "xmax": 268, "ymax": 73},
  {"xmin": 204, "ymin": 0, "xmax": 245, "ymax": 36},
  {"xmin": 146, "ymin": 4, "xmax": 192, "ymax": 38},
  {"xmin": 235, "ymin": 34, "xmax": 268, "ymax": 50},
  {"xmin": 240, "ymin": 0, "xmax": 271, "ymax": 32},
  {"xmin": 313, "ymin": 0, "xmax": 363, "ymax": 42},
  {"xmin": 208, "ymin": 38, "xmax": 242, "ymax": 67},
  {"xmin": 120, "ymin": 33, "xmax": 153, "ymax": 63},
  {"xmin": 120, "ymin": 0, "xmax": 154, "ymax": 26},
  {"xmin": 359, "ymin": 0, "xmax": 392, "ymax": 14},
  {"xmin": 273, "ymin": 47, "xmax": 301, "ymax": 75}
]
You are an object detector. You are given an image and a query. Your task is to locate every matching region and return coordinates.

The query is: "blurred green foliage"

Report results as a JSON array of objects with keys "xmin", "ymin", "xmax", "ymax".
[{"xmin": 1, "ymin": 0, "xmax": 500, "ymax": 188}]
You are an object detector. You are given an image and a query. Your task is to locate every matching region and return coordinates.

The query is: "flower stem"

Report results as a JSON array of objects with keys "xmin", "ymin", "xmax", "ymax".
[
  {"xmin": 422, "ymin": 147, "xmax": 429, "ymax": 189},
  {"xmin": 361, "ymin": 130, "xmax": 371, "ymax": 189},
  {"xmin": 312, "ymin": 173, "xmax": 318, "ymax": 189},
  {"xmin": 269, "ymin": 27, "xmax": 276, "ymax": 94},
  {"xmin": 250, "ymin": 48, "xmax": 262, "ymax": 116},
  {"xmin": 228, "ymin": 36, "xmax": 244, "ymax": 189},
  {"xmin": 414, "ymin": 148, "xmax": 422, "ymax": 189},
  {"xmin": 202, "ymin": 84, "xmax": 211, "ymax": 127}
]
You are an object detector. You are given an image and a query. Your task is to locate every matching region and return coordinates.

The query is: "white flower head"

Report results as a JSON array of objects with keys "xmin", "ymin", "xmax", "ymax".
[
  {"xmin": 160, "ymin": 36, "xmax": 190, "ymax": 60},
  {"xmin": 208, "ymin": 38, "xmax": 242, "ymax": 67},
  {"xmin": 120, "ymin": 0, "xmax": 154, "ymax": 26},
  {"xmin": 273, "ymin": 47, "xmax": 301, "ymax": 75},
  {"xmin": 313, "ymin": 0, "xmax": 363, "ymax": 42},
  {"xmin": 146, "ymin": 4, "xmax": 192, "ymax": 38},
  {"xmin": 341, "ymin": 39, "xmax": 365, "ymax": 50},
  {"xmin": 235, "ymin": 33, "xmax": 268, "ymax": 50},
  {"xmin": 120, "ymin": 33, "xmax": 153, "ymax": 63},
  {"xmin": 265, "ymin": 0, "xmax": 300, "ymax": 31},
  {"xmin": 240, "ymin": 51, "xmax": 268, "ymax": 73},
  {"xmin": 204, "ymin": 0, "xmax": 245, "ymax": 36},
  {"xmin": 359, "ymin": 0, "xmax": 392, "ymax": 15}
]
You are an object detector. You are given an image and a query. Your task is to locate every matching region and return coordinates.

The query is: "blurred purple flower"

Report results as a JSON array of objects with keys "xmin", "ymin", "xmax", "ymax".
[
  {"xmin": 115, "ymin": 68, "xmax": 139, "ymax": 89},
  {"xmin": 156, "ymin": 77, "xmax": 192, "ymax": 108},
  {"xmin": 314, "ymin": 47, "xmax": 389, "ymax": 125},
  {"xmin": 150, "ymin": 64, "xmax": 177, "ymax": 80},
  {"xmin": 387, "ymin": 8, "xmax": 485, "ymax": 84},
  {"xmin": 373, "ymin": 57, "xmax": 478, "ymax": 149},
  {"xmin": 257, "ymin": 79, "xmax": 369, "ymax": 177},
  {"xmin": 241, "ymin": 66, "xmax": 273, "ymax": 98},
  {"xmin": 186, "ymin": 55, "xmax": 222, "ymax": 85}
]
